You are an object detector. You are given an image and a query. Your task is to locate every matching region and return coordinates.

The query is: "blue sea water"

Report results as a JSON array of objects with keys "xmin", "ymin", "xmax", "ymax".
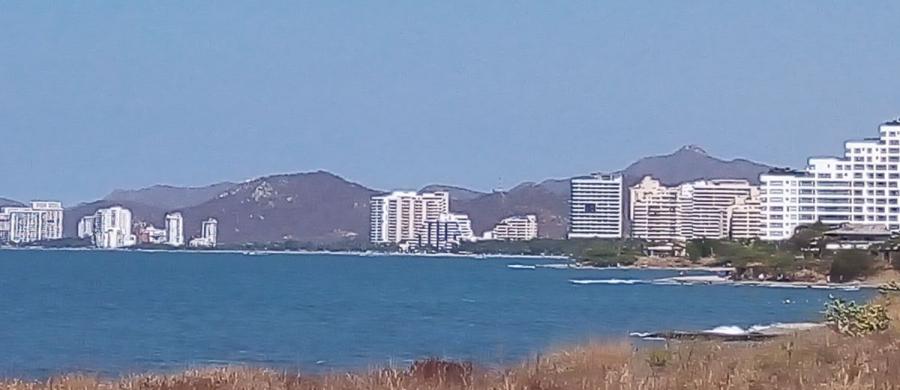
[{"xmin": 0, "ymin": 249, "xmax": 871, "ymax": 378}]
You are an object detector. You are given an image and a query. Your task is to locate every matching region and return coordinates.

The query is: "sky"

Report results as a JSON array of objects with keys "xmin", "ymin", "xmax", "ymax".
[{"xmin": 3, "ymin": 1, "xmax": 900, "ymax": 205}]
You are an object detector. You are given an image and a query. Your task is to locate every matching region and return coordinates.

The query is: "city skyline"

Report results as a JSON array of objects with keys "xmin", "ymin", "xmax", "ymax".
[{"xmin": 3, "ymin": 2, "xmax": 900, "ymax": 204}]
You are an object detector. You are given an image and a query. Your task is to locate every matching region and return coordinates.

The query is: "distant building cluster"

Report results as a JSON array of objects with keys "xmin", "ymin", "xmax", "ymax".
[
  {"xmin": 629, "ymin": 176, "xmax": 762, "ymax": 241},
  {"xmin": 369, "ymin": 191, "xmax": 539, "ymax": 250},
  {"xmin": 0, "ymin": 201, "xmax": 64, "ymax": 244},
  {"xmin": 78, "ymin": 207, "xmax": 217, "ymax": 249},
  {"xmin": 566, "ymin": 173, "xmax": 765, "ymax": 242}
]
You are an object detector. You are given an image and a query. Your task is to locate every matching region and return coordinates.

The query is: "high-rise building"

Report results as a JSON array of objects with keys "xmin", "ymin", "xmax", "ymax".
[
  {"xmin": 760, "ymin": 119, "xmax": 900, "ymax": 240},
  {"xmin": 0, "ymin": 212, "xmax": 11, "ymax": 243},
  {"xmin": 416, "ymin": 212, "xmax": 475, "ymax": 250},
  {"xmin": 568, "ymin": 173, "xmax": 623, "ymax": 238},
  {"xmin": 370, "ymin": 191, "xmax": 450, "ymax": 244},
  {"xmin": 0, "ymin": 201, "xmax": 63, "ymax": 244},
  {"xmin": 190, "ymin": 218, "xmax": 218, "ymax": 248},
  {"xmin": 77, "ymin": 215, "xmax": 97, "ymax": 239},
  {"xmin": 488, "ymin": 215, "xmax": 539, "ymax": 241},
  {"xmin": 91, "ymin": 206, "xmax": 136, "ymax": 248},
  {"xmin": 629, "ymin": 176, "xmax": 761, "ymax": 241},
  {"xmin": 165, "ymin": 212, "xmax": 184, "ymax": 247},
  {"xmin": 202, "ymin": 218, "xmax": 218, "ymax": 246}
]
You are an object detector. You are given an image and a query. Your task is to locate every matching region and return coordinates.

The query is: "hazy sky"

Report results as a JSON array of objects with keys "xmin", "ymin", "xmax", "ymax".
[{"xmin": 3, "ymin": 1, "xmax": 900, "ymax": 205}]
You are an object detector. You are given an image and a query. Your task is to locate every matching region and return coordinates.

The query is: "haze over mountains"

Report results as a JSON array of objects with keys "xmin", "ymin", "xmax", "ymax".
[{"xmin": 6, "ymin": 146, "xmax": 773, "ymax": 244}]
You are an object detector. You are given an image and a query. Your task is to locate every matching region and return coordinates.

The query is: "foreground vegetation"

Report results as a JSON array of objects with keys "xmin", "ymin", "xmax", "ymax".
[{"xmin": 4, "ymin": 296, "xmax": 899, "ymax": 390}]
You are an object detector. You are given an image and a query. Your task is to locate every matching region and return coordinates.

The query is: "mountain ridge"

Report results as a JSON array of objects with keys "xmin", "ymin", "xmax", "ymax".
[{"xmin": 61, "ymin": 145, "xmax": 773, "ymax": 243}]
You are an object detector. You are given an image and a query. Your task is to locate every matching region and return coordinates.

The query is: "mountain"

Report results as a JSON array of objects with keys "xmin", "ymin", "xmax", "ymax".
[
  {"xmin": 180, "ymin": 171, "xmax": 378, "ymax": 244},
  {"xmin": 420, "ymin": 184, "xmax": 487, "ymax": 201},
  {"xmin": 0, "ymin": 197, "xmax": 23, "ymax": 208},
  {"xmin": 104, "ymin": 182, "xmax": 236, "ymax": 211},
  {"xmin": 452, "ymin": 183, "xmax": 569, "ymax": 239},
  {"xmin": 619, "ymin": 145, "xmax": 771, "ymax": 187},
  {"xmin": 64, "ymin": 200, "xmax": 167, "ymax": 237}
]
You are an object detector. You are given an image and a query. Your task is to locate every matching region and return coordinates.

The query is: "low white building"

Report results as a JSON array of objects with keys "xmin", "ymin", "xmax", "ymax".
[
  {"xmin": 190, "ymin": 218, "xmax": 218, "ymax": 248},
  {"xmin": 416, "ymin": 212, "xmax": 475, "ymax": 250},
  {"xmin": 488, "ymin": 215, "xmax": 538, "ymax": 241}
]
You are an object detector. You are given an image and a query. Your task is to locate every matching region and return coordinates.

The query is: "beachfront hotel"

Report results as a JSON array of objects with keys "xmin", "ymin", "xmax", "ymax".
[
  {"xmin": 487, "ymin": 215, "xmax": 539, "ymax": 241},
  {"xmin": 568, "ymin": 173, "xmax": 623, "ymax": 238},
  {"xmin": 629, "ymin": 176, "xmax": 762, "ymax": 241},
  {"xmin": 81, "ymin": 206, "xmax": 137, "ymax": 249},
  {"xmin": 416, "ymin": 212, "xmax": 475, "ymax": 250},
  {"xmin": 760, "ymin": 119, "xmax": 900, "ymax": 240},
  {"xmin": 189, "ymin": 218, "xmax": 219, "ymax": 248},
  {"xmin": 0, "ymin": 201, "xmax": 64, "ymax": 244},
  {"xmin": 370, "ymin": 191, "xmax": 450, "ymax": 244},
  {"xmin": 165, "ymin": 212, "xmax": 185, "ymax": 247}
]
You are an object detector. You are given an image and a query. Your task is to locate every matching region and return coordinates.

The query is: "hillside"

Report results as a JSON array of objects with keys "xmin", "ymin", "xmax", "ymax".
[
  {"xmin": 58, "ymin": 146, "xmax": 772, "ymax": 243},
  {"xmin": 419, "ymin": 184, "xmax": 486, "ymax": 201},
  {"xmin": 0, "ymin": 197, "xmax": 23, "ymax": 208},
  {"xmin": 180, "ymin": 171, "xmax": 378, "ymax": 244},
  {"xmin": 104, "ymin": 182, "xmax": 236, "ymax": 211},
  {"xmin": 452, "ymin": 182, "xmax": 568, "ymax": 238}
]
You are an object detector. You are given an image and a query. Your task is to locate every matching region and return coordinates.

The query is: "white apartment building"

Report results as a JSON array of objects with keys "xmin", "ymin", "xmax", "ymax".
[
  {"xmin": 629, "ymin": 176, "xmax": 762, "ymax": 241},
  {"xmin": 416, "ymin": 212, "xmax": 475, "ymax": 250},
  {"xmin": 569, "ymin": 173, "xmax": 623, "ymax": 238},
  {"xmin": 370, "ymin": 191, "xmax": 450, "ymax": 244},
  {"xmin": 78, "ymin": 215, "xmax": 97, "ymax": 239},
  {"xmin": 488, "ymin": 215, "xmax": 539, "ymax": 241},
  {"xmin": 761, "ymin": 120, "xmax": 900, "ymax": 240},
  {"xmin": 165, "ymin": 212, "xmax": 184, "ymax": 247},
  {"xmin": 726, "ymin": 197, "xmax": 764, "ymax": 240},
  {"xmin": 0, "ymin": 201, "xmax": 64, "ymax": 244},
  {"xmin": 89, "ymin": 206, "xmax": 136, "ymax": 249},
  {"xmin": 190, "ymin": 218, "xmax": 218, "ymax": 248}
]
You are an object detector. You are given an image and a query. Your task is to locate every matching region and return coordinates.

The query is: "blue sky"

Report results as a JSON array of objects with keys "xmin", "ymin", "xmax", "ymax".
[{"xmin": 3, "ymin": 1, "xmax": 900, "ymax": 205}]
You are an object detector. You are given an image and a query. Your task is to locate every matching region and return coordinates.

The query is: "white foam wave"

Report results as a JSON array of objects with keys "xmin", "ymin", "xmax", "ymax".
[
  {"xmin": 507, "ymin": 264, "xmax": 537, "ymax": 270},
  {"xmin": 569, "ymin": 279, "xmax": 642, "ymax": 285}
]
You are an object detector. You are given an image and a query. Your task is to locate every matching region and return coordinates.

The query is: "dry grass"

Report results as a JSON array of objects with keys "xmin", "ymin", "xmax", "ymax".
[{"xmin": 4, "ymin": 300, "xmax": 900, "ymax": 390}]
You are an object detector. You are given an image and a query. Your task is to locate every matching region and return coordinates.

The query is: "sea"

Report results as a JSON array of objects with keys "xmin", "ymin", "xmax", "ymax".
[{"xmin": 0, "ymin": 249, "xmax": 871, "ymax": 378}]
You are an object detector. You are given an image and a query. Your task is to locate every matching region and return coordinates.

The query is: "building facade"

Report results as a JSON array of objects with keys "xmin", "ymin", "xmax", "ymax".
[
  {"xmin": 0, "ymin": 201, "xmax": 64, "ymax": 244},
  {"xmin": 416, "ymin": 212, "xmax": 475, "ymax": 250},
  {"xmin": 488, "ymin": 215, "xmax": 539, "ymax": 241},
  {"xmin": 629, "ymin": 176, "xmax": 762, "ymax": 241},
  {"xmin": 569, "ymin": 173, "xmax": 623, "ymax": 238},
  {"xmin": 761, "ymin": 120, "xmax": 900, "ymax": 240},
  {"xmin": 190, "ymin": 218, "xmax": 218, "ymax": 248},
  {"xmin": 88, "ymin": 206, "xmax": 136, "ymax": 249},
  {"xmin": 165, "ymin": 212, "xmax": 184, "ymax": 247},
  {"xmin": 370, "ymin": 191, "xmax": 450, "ymax": 244}
]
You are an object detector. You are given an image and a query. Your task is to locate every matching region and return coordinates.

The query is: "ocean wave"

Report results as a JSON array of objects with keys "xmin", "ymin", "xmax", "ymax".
[
  {"xmin": 630, "ymin": 322, "xmax": 825, "ymax": 340},
  {"xmin": 507, "ymin": 264, "xmax": 537, "ymax": 270},
  {"xmin": 569, "ymin": 279, "xmax": 643, "ymax": 285}
]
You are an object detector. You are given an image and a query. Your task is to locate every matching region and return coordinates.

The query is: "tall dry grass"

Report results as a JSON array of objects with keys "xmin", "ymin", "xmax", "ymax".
[{"xmin": 4, "ymin": 299, "xmax": 900, "ymax": 390}]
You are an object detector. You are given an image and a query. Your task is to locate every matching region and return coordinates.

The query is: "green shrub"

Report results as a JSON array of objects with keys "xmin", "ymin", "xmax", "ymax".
[{"xmin": 824, "ymin": 298, "xmax": 889, "ymax": 337}]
